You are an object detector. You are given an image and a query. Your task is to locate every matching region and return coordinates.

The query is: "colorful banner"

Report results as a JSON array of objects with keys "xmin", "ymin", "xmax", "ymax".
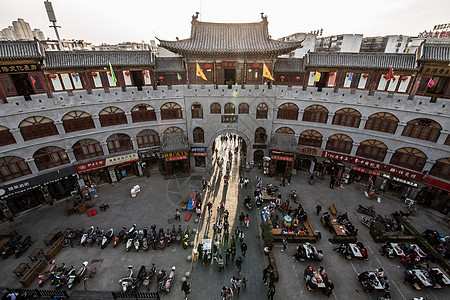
[
  {"xmin": 322, "ymin": 151, "xmax": 352, "ymax": 163},
  {"xmin": 384, "ymin": 165, "xmax": 423, "ymax": 181},
  {"xmin": 352, "ymin": 157, "xmax": 385, "ymax": 171},
  {"xmin": 106, "ymin": 153, "xmax": 139, "ymax": 167},
  {"xmin": 76, "ymin": 159, "xmax": 106, "ymax": 173}
]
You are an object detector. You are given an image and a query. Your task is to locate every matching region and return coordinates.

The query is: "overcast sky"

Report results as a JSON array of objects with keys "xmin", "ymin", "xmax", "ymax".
[{"xmin": 0, "ymin": 0, "xmax": 448, "ymax": 45}]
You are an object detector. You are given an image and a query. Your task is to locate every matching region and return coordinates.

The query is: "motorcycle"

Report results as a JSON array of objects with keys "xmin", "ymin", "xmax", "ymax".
[
  {"xmin": 150, "ymin": 225, "xmax": 157, "ymax": 250},
  {"xmin": 164, "ymin": 266, "xmax": 176, "ymax": 293},
  {"xmin": 290, "ymin": 190, "xmax": 299, "ymax": 203},
  {"xmin": 134, "ymin": 230, "xmax": 143, "ymax": 252},
  {"xmin": 126, "ymin": 231, "xmax": 137, "ymax": 252},
  {"xmin": 62, "ymin": 229, "xmax": 81, "ymax": 248},
  {"xmin": 142, "ymin": 263, "xmax": 156, "ymax": 290},
  {"xmin": 114, "ymin": 227, "xmax": 126, "ymax": 247},
  {"xmin": 243, "ymin": 196, "xmax": 252, "ymax": 210},
  {"xmin": 75, "ymin": 261, "xmax": 89, "ymax": 281},
  {"xmin": 15, "ymin": 235, "xmax": 32, "ymax": 258},
  {"xmin": 123, "ymin": 224, "xmax": 137, "ymax": 243},
  {"xmin": 361, "ymin": 216, "xmax": 373, "ymax": 228},
  {"xmin": 38, "ymin": 260, "xmax": 57, "ymax": 287},
  {"xmin": 158, "ymin": 228, "xmax": 166, "ymax": 250},
  {"xmin": 357, "ymin": 204, "xmax": 376, "ymax": 217},
  {"xmin": 142, "ymin": 227, "xmax": 149, "ymax": 251},
  {"xmin": 50, "ymin": 263, "xmax": 66, "ymax": 286},
  {"xmin": 119, "ymin": 277, "xmax": 137, "ymax": 292},
  {"xmin": 136, "ymin": 265, "xmax": 147, "ymax": 287},
  {"xmin": 176, "ymin": 225, "xmax": 182, "ymax": 245},
  {"xmin": 68, "ymin": 261, "xmax": 87, "ymax": 289},
  {"xmin": 170, "ymin": 225, "xmax": 177, "ymax": 245},
  {"xmin": 183, "ymin": 226, "xmax": 190, "ymax": 249},
  {"xmin": 157, "ymin": 269, "xmax": 167, "ymax": 292},
  {"xmin": 80, "ymin": 226, "xmax": 94, "ymax": 246},
  {"xmin": 56, "ymin": 265, "xmax": 75, "ymax": 290},
  {"xmin": 101, "ymin": 228, "xmax": 114, "ymax": 249},
  {"xmin": 96, "ymin": 229, "xmax": 104, "ymax": 247},
  {"xmin": 165, "ymin": 229, "xmax": 172, "ymax": 247}
]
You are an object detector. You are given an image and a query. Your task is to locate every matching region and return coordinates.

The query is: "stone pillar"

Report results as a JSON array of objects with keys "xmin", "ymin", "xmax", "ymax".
[
  {"xmin": 359, "ymin": 116, "xmax": 368, "ymax": 129},
  {"xmin": 383, "ymin": 149, "xmax": 395, "ymax": 165},
  {"xmin": 131, "ymin": 137, "xmax": 138, "ymax": 150},
  {"xmin": 350, "ymin": 143, "xmax": 359, "ymax": 157},
  {"xmin": 92, "ymin": 115, "xmax": 101, "ymax": 128},
  {"xmin": 394, "ymin": 122, "xmax": 406, "ymax": 136},
  {"xmin": 66, "ymin": 148, "xmax": 77, "ymax": 163},
  {"xmin": 327, "ymin": 113, "xmax": 334, "ymax": 125},
  {"xmin": 321, "ymin": 138, "xmax": 328, "ymax": 150},
  {"xmin": 436, "ymin": 130, "xmax": 449, "ymax": 145},
  {"xmin": 423, "ymin": 159, "xmax": 435, "ymax": 173},
  {"xmin": 125, "ymin": 112, "xmax": 133, "ymax": 124},
  {"xmin": 298, "ymin": 110, "xmax": 304, "ymax": 122},
  {"xmin": 25, "ymin": 158, "xmax": 39, "ymax": 174},
  {"xmin": 155, "ymin": 109, "xmax": 161, "ymax": 122},
  {"xmin": 54, "ymin": 121, "xmax": 65, "ymax": 135},
  {"xmin": 9, "ymin": 128, "xmax": 24, "ymax": 144},
  {"xmin": 101, "ymin": 142, "xmax": 109, "ymax": 155}
]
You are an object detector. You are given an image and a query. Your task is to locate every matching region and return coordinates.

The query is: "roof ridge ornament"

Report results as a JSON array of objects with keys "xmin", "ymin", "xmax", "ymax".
[
  {"xmin": 192, "ymin": 12, "xmax": 200, "ymax": 23},
  {"xmin": 260, "ymin": 12, "xmax": 268, "ymax": 23}
]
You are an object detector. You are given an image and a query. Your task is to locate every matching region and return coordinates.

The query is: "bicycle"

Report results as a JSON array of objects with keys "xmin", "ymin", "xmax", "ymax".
[{"xmin": 83, "ymin": 267, "xmax": 97, "ymax": 291}]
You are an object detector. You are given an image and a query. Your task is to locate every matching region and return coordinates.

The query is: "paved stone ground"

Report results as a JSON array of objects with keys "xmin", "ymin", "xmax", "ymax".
[{"xmin": 0, "ymin": 141, "xmax": 449, "ymax": 299}]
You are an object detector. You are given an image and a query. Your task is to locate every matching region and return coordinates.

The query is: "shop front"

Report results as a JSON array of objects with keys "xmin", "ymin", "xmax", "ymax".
[
  {"xmin": 321, "ymin": 151, "xmax": 352, "ymax": 181},
  {"xmin": 190, "ymin": 147, "xmax": 207, "ymax": 168},
  {"xmin": 416, "ymin": 177, "xmax": 450, "ymax": 215},
  {"xmin": 270, "ymin": 151, "xmax": 295, "ymax": 176},
  {"xmin": 163, "ymin": 150, "xmax": 190, "ymax": 177},
  {"xmin": 295, "ymin": 145, "xmax": 323, "ymax": 173},
  {"xmin": 348, "ymin": 157, "xmax": 385, "ymax": 188},
  {"xmin": 381, "ymin": 165, "xmax": 423, "ymax": 200},
  {"xmin": 139, "ymin": 148, "xmax": 162, "ymax": 176}
]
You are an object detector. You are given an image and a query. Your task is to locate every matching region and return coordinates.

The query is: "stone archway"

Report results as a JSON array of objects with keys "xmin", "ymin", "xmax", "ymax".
[{"xmin": 206, "ymin": 128, "xmax": 253, "ymax": 171}]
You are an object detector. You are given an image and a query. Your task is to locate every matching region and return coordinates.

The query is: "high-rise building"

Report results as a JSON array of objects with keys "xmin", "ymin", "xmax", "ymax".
[{"xmin": 0, "ymin": 19, "xmax": 45, "ymax": 41}]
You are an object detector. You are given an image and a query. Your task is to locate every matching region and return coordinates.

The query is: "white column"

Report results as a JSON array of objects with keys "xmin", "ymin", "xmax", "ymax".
[
  {"xmin": 298, "ymin": 110, "xmax": 304, "ymax": 122},
  {"xmin": 125, "ymin": 112, "xmax": 133, "ymax": 124},
  {"xmin": 359, "ymin": 116, "xmax": 368, "ymax": 130},
  {"xmin": 383, "ymin": 149, "xmax": 395, "ymax": 165},
  {"xmin": 92, "ymin": 115, "xmax": 101, "ymax": 128},
  {"xmin": 350, "ymin": 142, "xmax": 359, "ymax": 156},
  {"xmin": 25, "ymin": 158, "xmax": 39, "ymax": 173},
  {"xmin": 424, "ymin": 159, "xmax": 435, "ymax": 173},
  {"xmin": 131, "ymin": 137, "xmax": 138, "ymax": 150},
  {"xmin": 321, "ymin": 138, "xmax": 328, "ymax": 150},
  {"xmin": 155, "ymin": 109, "xmax": 161, "ymax": 121},
  {"xmin": 10, "ymin": 128, "xmax": 24, "ymax": 144},
  {"xmin": 327, "ymin": 113, "xmax": 334, "ymax": 125},
  {"xmin": 436, "ymin": 130, "xmax": 449, "ymax": 145},
  {"xmin": 101, "ymin": 142, "xmax": 109, "ymax": 155},
  {"xmin": 54, "ymin": 121, "xmax": 65, "ymax": 135},
  {"xmin": 394, "ymin": 122, "xmax": 406, "ymax": 136},
  {"xmin": 66, "ymin": 148, "xmax": 77, "ymax": 163}
]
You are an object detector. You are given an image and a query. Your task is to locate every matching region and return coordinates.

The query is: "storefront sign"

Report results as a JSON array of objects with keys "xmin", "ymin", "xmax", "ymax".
[
  {"xmin": 76, "ymin": 159, "xmax": 106, "ymax": 173},
  {"xmin": 352, "ymin": 157, "xmax": 385, "ymax": 170},
  {"xmin": 322, "ymin": 151, "xmax": 352, "ymax": 163},
  {"xmin": 350, "ymin": 165, "xmax": 381, "ymax": 176},
  {"xmin": 271, "ymin": 155, "xmax": 294, "ymax": 161},
  {"xmin": 221, "ymin": 115, "xmax": 238, "ymax": 123},
  {"xmin": 382, "ymin": 173, "xmax": 418, "ymax": 187},
  {"xmin": 221, "ymin": 61, "xmax": 239, "ymax": 69},
  {"xmin": 163, "ymin": 151, "xmax": 188, "ymax": 158},
  {"xmin": 165, "ymin": 155, "xmax": 187, "ymax": 161},
  {"xmin": 384, "ymin": 165, "xmax": 423, "ymax": 182},
  {"xmin": 297, "ymin": 145, "xmax": 323, "ymax": 157},
  {"xmin": 253, "ymin": 145, "xmax": 267, "ymax": 149},
  {"xmin": 0, "ymin": 64, "xmax": 39, "ymax": 74},
  {"xmin": 422, "ymin": 65, "xmax": 450, "ymax": 77},
  {"xmin": 424, "ymin": 177, "xmax": 450, "ymax": 192},
  {"xmin": 106, "ymin": 153, "xmax": 139, "ymax": 167},
  {"xmin": 190, "ymin": 147, "xmax": 207, "ymax": 156}
]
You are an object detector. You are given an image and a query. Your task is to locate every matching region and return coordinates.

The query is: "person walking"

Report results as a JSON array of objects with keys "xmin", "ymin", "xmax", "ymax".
[
  {"xmin": 225, "ymin": 247, "xmax": 232, "ymax": 265},
  {"xmin": 267, "ymin": 283, "xmax": 276, "ymax": 300},
  {"xmin": 207, "ymin": 180, "xmax": 211, "ymax": 190},
  {"xmin": 236, "ymin": 257, "xmax": 243, "ymax": 274},
  {"xmin": 244, "ymin": 214, "xmax": 250, "ymax": 228},
  {"xmin": 181, "ymin": 281, "xmax": 191, "ymax": 300},
  {"xmin": 196, "ymin": 207, "xmax": 201, "ymax": 219},
  {"xmin": 175, "ymin": 209, "xmax": 181, "ymax": 221},
  {"xmin": 329, "ymin": 176, "xmax": 335, "ymax": 189},
  {"xmin": 238, "ymin": 230, "xmax": 245, "ymax": 243},
  {"xmin": 240, "ymin": 242, "xmax": 247, "ymax": 257},
  {"xmin": 282, "ymin": 237, "xmax": 288, "ymax": 252},
  {"xmin": 207, "ymin": 201, "xmax": 213, "ymax": 216},
  {"xmin": 239, "ymin": 213, "xmax": 245, "ymax": 227},
  {"xmin": 281, "ymin": 177, "xmax": 285, "ymax": 187},
  {"xmin": 236, "ymin": 278, "xmax": 242, "ymax": 296},
  {"xmin": 316, "ymin": 204, "xmax": 322, "ymax": 216},
  {"xmin": 262, "ymin": 267, "xmax": 269, "ymax": 285},
  {"xmin": 324, "ymin": 280, "xmax": 334, "ymax": 297}
]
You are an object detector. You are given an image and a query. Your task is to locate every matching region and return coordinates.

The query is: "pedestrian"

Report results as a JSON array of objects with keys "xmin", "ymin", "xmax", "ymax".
[
  {"xmin": 329, "ymin": 176, "xmax": 335, "ymax": 189},
  {"xmin": 230, "ymin": 276, "xmax": 237, "ymax": 291},
  {"xmin": 262, "ymin": 268, "xmax": 269, "ymax": 285},
  {"xmin": 231, "ymin": 247, "xmax": 237, "ymax": 261},
  {"xmin": 239, "ymin": 213, "xmax": 245, "ymax": 227},
  {"xmin": 238, "ymin": 230, "xmax": 245, "ymax": 243},
  {"xmin": 221, "ymin": 286, "xmax": 227, "ymax": 300},
  {"xmin": 202, "ymin": 178, "xmax": 207, "ymax": 191},
  {"xmin": 175, "ymin": 209, "xmax": 181, "ymax": 221},
  {"xmin": 181, "ymin": 280, "xmax": 191, "ymax": 300},
  {"xmin": 196, "ymin": 207, "xmax": 201, "ymax": 219},
  {"xmin": 234, "ymin": 227, "xmax": 240, "ymax": 238},
  {"xmin": 226, "ymin": 287, "xmax": 233, "ymax": 299},
  {"xmin": 225, "ymin": 248, "xmax": 232, "ymax": 265},
  {"xmin": 316, "ymin": 204, "xmax": 322, "ymax": 216},
  {"xmin": 223, "ymin": 231, "xmax": 229, "ymax": 245},
  {"xmin": 224, "ymin": 210, "xmax": 229, "ymax": 223},
  {"xmin": 244, "ymin": 177, "xmax": 249, "ymax": 188},
  {"xmin": 242, "ymin": 277, "xmax": 248, "ymax": 288},
  {"xmin": 282, "ymin": 237, "xmax": 288, "ymax": 252},
  {"xmin": 240, "ymin": 242, "xmax": 247, "ymax": 256},
  {"xmin": 287, "ymin": 173, "xmax": 292, "ymax": 185},
  {"xmin": 324, "ymin": 280, "xmax": 334, "ymax": 297},
  {"xmin": 239, "ymin": 177, "xmax": 244, "ymax": 189},
  {"xmin": 220, "ymin": 201, "xmax": 225, "ymax": 213},
  {"xmin": 267, "ymin": 283, "xmax": 276, "ymax": 300},
  {"xmin": 207, "ymin": 201, "xmax": 213, "ymax": 216},
  {"xmin": 315, "ymin": 229, "xmax": 322, "ymax": 240},
  {"xmin": 224, "ymin": 221, "xmax": 229, "ymax": 233},
  {"xmin": 236, "ymin": 278, "xmax": 242, "ymax": 296},
  {"xmin": 281, "ymin": 177, "xmax": 285, "ymax": 187},
  {"xmin": 244, "ymin": 214, "xmax": 250, "ymax": 228},
  {"xmin": 236, "ymin": 256, "xmax": 243, "ymax": 274}
]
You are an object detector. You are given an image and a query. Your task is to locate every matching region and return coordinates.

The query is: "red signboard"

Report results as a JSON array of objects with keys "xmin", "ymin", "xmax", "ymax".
[
  {"xmin": 350, "ymin": 165, "xmax": 382, "ymax": 176},
  {"xmin": 352, "ymin": 157, "xmax": 385, "ymax": 171},
  {"xmin": 322, "ymin": 151, "xmax": 352, "ymax": 163},
  {"xmin": 384, "ymin": 165, "xmax": 423, "ymax": 181},
  {"xmin": 76, "ymin": 159, "xmax": 106, "ymax": 173},
  {"xmin": 221, "ymin": 61, "xmax": 239, "ymax": 69},
  {"xmin": 271, "ymin": 155, "xmax": 294, "ymax": 161},
  {"xmin": 165, "ymin": 155, "xmax": 187, "ymax": 161},
  {"xmin": 424, "ymin": 176, "xmax": 450, "ymax": 192}
]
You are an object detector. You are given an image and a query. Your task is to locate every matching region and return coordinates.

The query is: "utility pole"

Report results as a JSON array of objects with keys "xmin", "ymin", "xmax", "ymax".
[{"xmin": 44, "ymin": 0, "xmax": 63, "ymax": 51}]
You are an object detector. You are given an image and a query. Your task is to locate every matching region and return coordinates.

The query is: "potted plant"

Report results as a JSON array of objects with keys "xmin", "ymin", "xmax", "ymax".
[{"xmin": 260, "ymin": 222, "xmax": 274, "ymax": 248}]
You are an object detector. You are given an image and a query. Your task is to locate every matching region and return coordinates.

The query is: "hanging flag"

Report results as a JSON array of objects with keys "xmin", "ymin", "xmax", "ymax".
[
  {"xmin": 177, "ymin": 73, "xmax": 182, "ymax": 81},
  {"xmin": 263, "ymin": 63, "xmax": 274, "ymax": 81},
  {"xmin": 427, "ymin": 78, "xmax": 435, "ymax": 88},
  {"xmin": 30, "ymin": 76, "xmax": 36, "ymax": 88},
  {"xmin": 385, "ymin": 68, "xmax": 395, "ymax": 81},
  {"xmin": 73, "ymin": 72, "xmax": 79, "ymax": 82},
  {"xmin": 109, "ymin": 62, "xmax": 117, "ymax": 84},
  {"xmin": 348, "ymin": 72, "xmax": 353, "ymax": 82},
  {"xmin": 314, "ymin": 71, "xmax": 321, "ymax": 82},
  {"xmin": 196, "ymin": 63, "xmax": 207, "ymax": 81}
]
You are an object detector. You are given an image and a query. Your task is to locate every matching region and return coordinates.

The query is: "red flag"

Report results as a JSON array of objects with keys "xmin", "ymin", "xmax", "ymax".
[
  {"xmin": 385, "ymin": 68, "xmax": 395, "ymax": 81},
  {"xmin": 427, "ymin": 78, "xmax": 435, "ymax": 88},
  {"xmin": 30, "ymin": 76, "xmax": 36, "ymax": 88}
]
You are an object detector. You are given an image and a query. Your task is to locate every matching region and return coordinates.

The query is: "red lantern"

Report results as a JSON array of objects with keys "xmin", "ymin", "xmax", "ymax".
[
  {"xmin": 383, "ymin": 75, "xmax": 388, "ymax": 79},
  {"xmin": 401, "ymin": 76, "xmax": 408, "ymax": 81},
  {"xmin": 71, "ymin": 73, "xmax": 76, "ymax": 77},
  {"xmin": 428, "ymin": 186, "xmax": 433, "ymax": 191},
  {"xmin": 362, "ymin": 73, "xmax": 369, "ymax": 78},
  {"xmin": 295, "ymin": 76, "xmax": 301, "ymax": 81},
  {"xmin": 91, "ymin": 72, "xmax": 97, "ymax": 77},
  {"xmin": 346, "ymin": 73, "xmax": 350, "ymax": 77},
  {"xmin": 125, "ymin": 71, "xmax": 130, "ymax": 76},
  {"xmin": 329, "ymin": 72, "xmax": 335, "ymax": 76},
  {"xmin": 108, "ymin": 72, "xmax": 112, "ymax": 76},
  {"xmin": 159, "ymin": 76, "xmax": 164, "ymax": 80},
  {"xmin": 49, "ymin": 74, "xmax": 57, "ymax": 79},
  {"xmin": 204, "ymin": 63, "xmax": 212, "ymax": 70},
  {"xmin": 251, "ymin": 62, "xmax": 260, "ymax": 69},
  {"xmin": 142, "ymin": 70, "xmax": 146, "ymax": 74},
  {"xmin": 437, "ymin": 190, "xmax": 442, "ymax": 195},
  {"xmin": 280, "ymin": 76, "xmax": 285, "ymax": 81}
]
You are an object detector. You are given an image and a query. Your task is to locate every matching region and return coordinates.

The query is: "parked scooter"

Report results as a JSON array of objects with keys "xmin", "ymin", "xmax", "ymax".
[
  {"xmin": 1, "ymin": 235, "xmax": 22, "ymax": 259},
  {"xmin": 114, "ymin": 227, "xmax": 126, "ymax": 247},
  {"xmin": 357, "ymin": 204, "xmax": 376, "ymax": 217},
  {"xmin": 126, "ymin": 232, "xmax": 137, "ymax": 252},
  {"xmin": 38, "ymin": 260, "xmax": 57, "ymax": 287},
  {"xmin": 81, "ymin": 226, "xmax": 94, "ymax": 246},
  {"xmin": 165, "ymin": 229, "xmax": 172, "ymax": 247},
  {"xmin": 183, "ymin": 226, "xmax": 190, "ymax": 249},
  {"xmin": 68, "ymin": 261, "xmax": 87, "ymax": 289},
  {"xmin": 142, "ymin": 227, "xmax": 149, "ymax": 251},
  {"xmin": 136, "ymin": 265, "xmax": 147, "ymax": 288},
  {"xmin": 119, "ymin": 277, "xmax": 137, "ymax": 292},
  {"xmin": 123, "ymin": 224, "xmax": 137, "ymax": 243},
  {"xmin": 243, "ymin": 196, "xmax": 252, "ymax": 210},
  {"xmin": 170, "ymin": 225, "xmax": 177, "ymax": 245},
  {"xmin": 157, "ymin": 269, "xmax": 167, "ymax": 292},
  {"xmin": 75, "ymin": 261, "xmax": 89, "ymax": 280},
  {"xmin": 56, "ymin": 265, "xmax": 75, "ymax": 289},
  {"xmin": 290, "ymin": 190, "xmax": 299, "ymax": 203},
  {"xmin": 142, "ymin": 263, "xmax": 156, "ymax": 290},
  {"xmin": 101, "ymin": 228, "xmax": 114, "ymax": 249},
  {"xmin": 164, "ymin": 266, "xmax": 176, "ymax": 293},
  {"xmin": 158, "ymin": 228, "xmax": 165, "ymax": 249},
  {"xmin": 361, "ymin": 216, "xmax": 373, "ymax": 228},
  {"xmin": 134, "ymin": 230, "xmax": 143, "ymax": 252},
  {"xmin": 150, "ymin": 225, "xmax": 157, "ymax": 250},
  {"xmin": 50, "ymin": 263, "xmax": 66, "ymax": 286}
]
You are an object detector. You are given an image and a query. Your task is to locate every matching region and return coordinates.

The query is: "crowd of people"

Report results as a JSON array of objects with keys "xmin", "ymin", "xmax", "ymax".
[
  {"xmin": 304, "ymin": 266, "xmax": 334, "ymax": 296},
  {"xmin": 404, "ymin": 263, "xmax": 446, "ymax": 288},
  {"xmin": 358, "ymin": 268, "xmax": 390, "ymax": 297}
]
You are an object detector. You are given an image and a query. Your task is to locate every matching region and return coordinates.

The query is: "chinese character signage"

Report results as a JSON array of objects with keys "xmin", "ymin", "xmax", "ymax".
[
  {"xmin": 76, "ymin": 159, "xmax": 106, "ymax": 173},
  {"xmin": 221, "ymin": 115, "xmax": 238, "ymax": 123},
  {"xmin": 0, "ymin": 64, "xmax": 39, "ymax": 74},
  {"xmin": 165, "ymin": 156, "xmax": 187, "ymax": 161},
  {"xmin": 106, "ymin": 153, "xmax": 139, "ymax": 166},
  {"xmin": 297, "ymin": 145, "xmax": 323, "ymax": 157},
  {"xmin": 221, "ymin": 61, "xmax": 239, "ymax": 69},
  {"xmin": 271, "ymin": 155, "xmax": 294, "ymax": 161},
  {"xmin": 350, "ymin": 165, "xmax": 381, "ymax": 176},
  {"xmin": 163, "ymin": 151, "xmax": 188, "ymax": 158},
  {"xmin": 190, "ymin": 147, "xmax": 207, "ymax": 156},
  {"xmin": 322, "ymin": 151, "xmax": 352, "ymax": 162},
  {"xmin": 352, "ymin": 157, "xmax": 385, "ymax": 171},
  {"xmin": 384, "ymin": 165, "xmax": 423, "ymax": 182},
  {"xmin": 422, "ymin": 66, "xmax": 450, "ymax": 77}
]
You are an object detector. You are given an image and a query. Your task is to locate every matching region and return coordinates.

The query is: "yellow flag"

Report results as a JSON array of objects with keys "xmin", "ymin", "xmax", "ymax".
[
  {"xmin": 263, "ymin": 63, "xmax": 274, "ymax": 81},
  {"xmin": 196, "ymin": 63, "xmax": 207, "ymax": 81},
  {"xmin": 314, "ymin": 71, "xmax": 321, "ymax": 82}
]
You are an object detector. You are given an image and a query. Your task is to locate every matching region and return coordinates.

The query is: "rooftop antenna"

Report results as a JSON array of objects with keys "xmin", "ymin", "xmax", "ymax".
[{"xmin": 44, "ymin": 0, "xmax": 63, "ymax": 51}]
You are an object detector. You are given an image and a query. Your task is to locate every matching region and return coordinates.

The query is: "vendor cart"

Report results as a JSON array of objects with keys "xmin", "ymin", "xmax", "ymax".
[{"xmin": 202, "ymin": 239, "xmax": 212, "ymax": 263}]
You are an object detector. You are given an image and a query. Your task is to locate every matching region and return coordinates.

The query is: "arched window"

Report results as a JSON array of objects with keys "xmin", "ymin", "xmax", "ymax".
[
  {"xmin": 106, "ymin": 133, "xmax": 133, "ymax": 154},
  {"xmin": 302, "ymin": 105, "xmax": 328, "ymax": 123},
  {"xmin": 161, "ymin": 102, "xmax": 182, "ymax": 120},
  {"xmin": 131, "ymin": 104, "xmax": 157, "ymax": 122},
  {"xmin": 19, "ymin": 116, "xmax": 58, "ymax": 141},
  {"xmin": 365, "ymin": 112, "xmax": 399, "ymax": 134},
  {"xmin": 210, "ymin": 103, "xmax": 221, "ymax": 114},
  {"xmin": 193, "ymin": 127, "xmax": 205, "ymax": 143},
  {"xmin": 256, "ymin": 103, "xmax": 268, "ymax": 119},
  {"xmin": 255, "ymin": 127, "xmax": 266, "ymax": 143},
  {"xmin": 191, "ymin": 103, "xmax": 203, "ymax": 119},
  {"xmin": 275, "ymin": 127, "xmax": 295, "ymax": 135},
  {"xmin": 298, "ymin": 130, "xmax": 323, "ymax": 147},
  {"xmin": 137, "ymin": 130, "xmax": 160, "ymax": 148},
  {"xmin": 326, "ymin": 134, "xmax": 353, "ymax": 154},
  {"xmin": 402, "ymin": 118, "xmax": 441, "ymax": 142},
  {"xmin": 99, "ymin": 106, "xmax": 127, "ymax": 127},
  {"xmin": 72, "ymin": 139, "xmax": 104, "ymax": 161},
  {"xmin": 390, "ymin": 147, "xmax": 427, "ymax": 172},
  {"xmin": 0, "ymin": 126, "xmax": 16, "ymax": 147},
  {"xmin": 356, "ymin": 139, "xmax": 387, "ymax": 162},
  {"xmin": 33, "ymin": 146, "xmax": 69, "ymax": 171},
  {"xmin": 332, "ymin": 108, "xmax": 361, "ymax": 128},
  {"xmin": 62, "ymin": 111, "xmax": 95, "ymax": 133},
  {"xmin": 429, "ymin": 158, "xmax": 450, "ymax": 180},
  {"xmin": 164, "ymin": 127, "xmax": 183, "ymax": 134},
  {"xmin": 224, "ymin": 103, "xmax": 236, "ymax": 114},
  {"xmin": 238, "ymin": 103, "xmax": 249, "ymax": 114},
  {"xmin": 0, "ymin": 156, "xmax": 31, "ymax": 183},
  {"xmin": 277, "ymin": 102, "xmax": 298, "ymax": 120}
]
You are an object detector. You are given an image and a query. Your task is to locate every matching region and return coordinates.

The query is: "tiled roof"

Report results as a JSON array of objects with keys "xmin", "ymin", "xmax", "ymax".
[
  {"xmin": 155, "ymin": 57, "xmax": 185, "ymax": 72},
  {"xmin": 268, "ymin": 133, "xmax": 298, "ymax": 152},
  {"xmin": 418, "ymin": 43, "xmax": 450, "ymax": 63},
  {"xmin": 158, "ymin": 17, "xmax": 302, "ymax": 55},
  {"xmin": 306, "ymin": 52, "xmax": 417, "ymax": 71},
  {"xmin": 274, "ymin": 58, "xmax": 305, "ymax": 73},
  {"xmin": 0, "ymin": 41, "xmax": 42, "ymax": 60},
  {"xmin": 161, "ymin": 132, "xmax": 190, "ymax": 153},
  {"xmin": 43, "ymin": 51, "xmax": 154, "ymax": 69}
]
